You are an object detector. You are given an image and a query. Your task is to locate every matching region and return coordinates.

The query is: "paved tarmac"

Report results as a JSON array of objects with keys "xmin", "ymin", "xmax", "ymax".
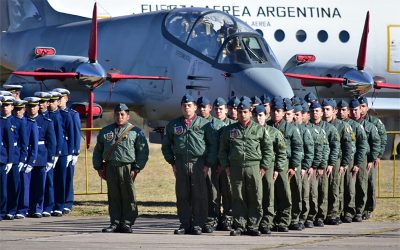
[{"xmin": 0, "ymin": 216, "xmax": 399, "ymax": 250}]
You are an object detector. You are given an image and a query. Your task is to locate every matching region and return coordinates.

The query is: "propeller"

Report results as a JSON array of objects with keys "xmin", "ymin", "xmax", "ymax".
[
  {"xmin": 11, "ymin": 3, "xmax": 170, "ymax": 149},
  {"xmin": 284, "ymin": 11, "xmax": 399, "ymax": 94}
]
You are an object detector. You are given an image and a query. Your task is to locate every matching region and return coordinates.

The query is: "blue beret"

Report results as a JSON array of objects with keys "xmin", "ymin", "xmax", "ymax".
[
  {"xmin": 272, "ymin": 99, "xmax": 285, "ymax": 110},
  {"xmin": 196, "ymin": 96, "xmax": 211, "ymax": 106},
  {"xmin": 349, "ymin": 98, "xmax": 360, "ymax": 109},
  {"xmin": 293, "ymin": 104, "xmax": 303, "ymax": 113},
  {"xmin": 337, "ymin": 100, "xmax": 349, "ymax": 108},
  {"xmin": 304, "ymin": 92, "xmax": 318, "ymax": 103},
  {"xmin": 284, "ymin": 101, "xmax": 294, "ymax": 111},
  {"xmin": 227, "ymin": 96, "xmax": 240, "ymax": 107},
  {"xmin": 181, "ymin": 94, "xmax": 195, "ymax": 104},
  {"xmin": 24, "ymin": 97, "xmax": 41, "ymax": 105},
  {"xmin": 253, "ymin": 104, "xmax": 265, "ymax": 114},
  {"xmin": 114, "ymin": 103, "xmax": 129, "ymax": 112},
  {"xmin": 251, "ymin": 96, "xmax": 262, "ymax": 105},
  {"xmin": 272, "ymin": 96, "xmax": 283, "ymax": 104},
  {"xmin": 213, "ymin": 97, "xmax": 227, "ymax": 106},
  {"xmin": 238, "ymin": 100, "xmax": 251, "ymax": 110},
  {"xmin": 301, "ymin": 102, "xmax": 309, "ymax": 112},
  {"xmin": 240, "ymin": 96, "xmax": 252, "ymax": 103},
  {"xmin": 260, "ymin": 94, "xmax": 271, "ymax": 104},
  {"xmin": 321, "ymin": 98, "xmax": 337, "ymax": 108},
  {"xmin": 291, "ymin": 96, "xmax": 302, "ymax": 106},
  {"xmin": 358, "ymin": 96, "xmax": 368, "ymax": 105},
  {"xmin": 309, "ymin": 101, "xmax": 322, "ymax": 110}
]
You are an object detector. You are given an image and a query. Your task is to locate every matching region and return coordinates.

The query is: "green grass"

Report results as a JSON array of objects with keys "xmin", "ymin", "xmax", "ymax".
[{"xmin": 72, "ymin": 138, "xmax": 400, "ymax": 221}]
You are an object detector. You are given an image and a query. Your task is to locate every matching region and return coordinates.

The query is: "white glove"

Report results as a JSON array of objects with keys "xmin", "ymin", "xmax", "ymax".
[
  {"xmin": 5, "ymin": 163, "xmax": 13, "ymax": 174},
  {"xmin": 72, "ymin": 155, "xmax": 79, "ymax": 166},
  {"xmin": 24, "ymin": 165, "xmax": 33, "ymax": 173},
  {"xmin": 46, "ymin": 162, "xmax": 53, "ymax": 172},
  {"xmin": 66, "ymin": 155, "xmax": 73, "ymax": 167},
  {"xmin": 53, "ymin": 156, "xmax": 59, "ymax": 166},
  {"xmin": 18, "ymin": 162, "xmax": 25, "ymax": 172}
]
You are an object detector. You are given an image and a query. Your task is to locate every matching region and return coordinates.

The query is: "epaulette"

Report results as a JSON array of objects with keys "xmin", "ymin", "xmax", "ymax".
[
  {"xmin": 70, "ymin": 108, "xmax": 78, "ymax": 113},
  {"xmin": 41, "ymin": 114, "xmax": 52, "ymax": 122},
  {"xmin": 1, "ymin": 116, "xmax": 7, "ymax": 120},
  {"xmin": 27, "ymin": 117, "xmax": 36, "ymax": 122},
  {"xmin": 60, "ymin": 108, "xmax": 69, "ymax": 113}
]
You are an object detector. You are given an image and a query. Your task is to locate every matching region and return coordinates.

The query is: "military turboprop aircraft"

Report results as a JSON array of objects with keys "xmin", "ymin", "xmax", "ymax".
[{"xmin": 0, "ymin": 0, "xmax": 398, "ymax": 146}]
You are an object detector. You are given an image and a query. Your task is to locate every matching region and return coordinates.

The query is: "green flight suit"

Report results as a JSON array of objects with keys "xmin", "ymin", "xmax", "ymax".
[
  {"xmin": 364, "ymin": 114, "xmax": 387, "ymax": 214},
  {"xmin": 93, "ymin": 122, "xmax": 149, "ymax": 226},
  {"xmin": 268, "ymin": 119, "xmax": 303, "ymax": 226},
  {"xmin": 298, "ymin": 124, "xmax": 315, "ymax": 225},
  {"xmin": 314, "ymin": 121, "xmax": 340, "ymax": 223},
  {"xmin": 342, "ymin": 118, "xmax": 368, "ymax": 219},
  {"xmin": 162, "ymin": 115, "xmax": 217, "ymax": 230},
  {"xmin": 327, "ymin": 118, "xmax": 353, "ymax": 221},
  {"xmin": 355, "ymin": 119, "xmax": 381, "ymax": 216},
  {"xmin": 303, "ymin": 123, "xmax": 326, "ymax": 225},
  {"xmin": 219, "ymin": 120, "xmax": 274, "ymax": 231},
  {"xmin": 259, "ymin": 125, "xmax": 288, "ymax": 230},
  {"xmin": 205, "ymin": 115, "xmax": 234, "ymax": 229}
]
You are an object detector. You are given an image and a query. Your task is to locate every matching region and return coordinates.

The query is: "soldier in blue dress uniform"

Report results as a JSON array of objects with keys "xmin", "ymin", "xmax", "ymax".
[
  {"xmin": 3, "ymin": 84, "xmax": 23, "ymax": 100},
  {"xmin": 53, "ymin": 88, "xmax": 81, "ymax": 214},
  {"xmin": 34, "ymin": 92, "xmax": 52, "ymax": 118},
  {"xmin": 24, "ymin": 97, "xmax": 56, "ymax": 218}
]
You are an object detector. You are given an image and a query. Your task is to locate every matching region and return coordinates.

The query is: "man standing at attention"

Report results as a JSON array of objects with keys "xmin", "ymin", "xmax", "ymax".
[
  {"xmin": 162, "ymin": 94, "xmax": 217, "ymax": 235},
  {"xmin": 93, "ymin": 103, "xmax": 149, "ymax": 233}
]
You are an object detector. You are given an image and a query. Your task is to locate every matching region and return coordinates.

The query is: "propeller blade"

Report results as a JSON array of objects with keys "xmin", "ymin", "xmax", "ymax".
[
  {"xmin": 12, "ymin": 71, "xmax": 78, "ymax": 80},
  {"xmin": 86, "ymin": 90, "xmax": 94, "ymax": 149},
  {"xmin": 374, "ymin": 81, "xmax": 400, "ymax": 90},
  {"xmin": 284, "ymin": 73, "xmax": 346, "ymax": 84},
  {"xmin": 357, "ymin": 11, "xmax": 370, "ymax": 70},
  {"xmin": 88, "ymin": 3, "xmax": 98, "ymax": 63},
  {"xmin": 107, "ymin": 73, "xmax": 170, "ymax": 82}
]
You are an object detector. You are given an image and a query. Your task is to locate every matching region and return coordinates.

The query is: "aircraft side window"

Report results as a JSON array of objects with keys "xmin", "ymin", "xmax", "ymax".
[
  {"xmin": 339, "ymin": 30, "xmax": 350, "ymax": 43},
  {"xmin": 296, "ymin": 30, "xmax": 307, "ymax": 42},
  {"xmin": 274, "ymin": 29, "xmax": 285, "ymax": 42},
  {"xmin": 318, "ymin": 30, "xmax": 328, "ymax": 43}
]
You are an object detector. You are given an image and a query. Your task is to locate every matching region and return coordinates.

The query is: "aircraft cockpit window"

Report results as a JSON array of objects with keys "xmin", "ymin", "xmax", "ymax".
[
  {"xmin": 218, "ymin": 37, "xmax": 250, "ymax": 64},
  {"xmin": 242, "ymin": 37, "xmax": 268, "ymax": 64},
  {"xmin": 165, "ymin": 9, "xmax": 256, "ymax": 60}
]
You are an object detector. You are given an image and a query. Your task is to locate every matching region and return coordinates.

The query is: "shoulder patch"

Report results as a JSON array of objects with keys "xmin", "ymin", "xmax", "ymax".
[
  {"xmin": 229, "ymin": 129, "xmax": 238, "ymax": 139},
  {"xmin": 345, "ymin": 125, "xmax": 352, "ymax": 134},
  {"xmin": 104, "ymin": 131, "xmax": 114, "ymax": 141},
  {"xmin": 174, "ymin": 125, "xmax": 184, "ymax": 135}
]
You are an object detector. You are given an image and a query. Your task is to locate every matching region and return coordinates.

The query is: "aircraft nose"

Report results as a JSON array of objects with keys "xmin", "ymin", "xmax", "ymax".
[{"xmin": 230, "ymin": 68, "xmax": 294, "ymax": 98}]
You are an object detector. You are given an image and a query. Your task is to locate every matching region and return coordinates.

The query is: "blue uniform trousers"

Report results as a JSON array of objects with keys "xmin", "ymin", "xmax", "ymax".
[
  {"xmin": 16, "ymin": 171, "xmax": 31, "ymax": 215},
  {"xmin": 54, "ymin": 155, "xmax": 67, "ymax": 211},
  {"xmin": 64, "ymin": 162, "xmax": 75, "ymax": 210},
  {"xmin": 0, "ymin": 164, "xmax": 7, "ymax": 218},
  {"xmin": 6, "ymin": 164, "xmax": 20, "ymax": 215},
  {"xmin": 29, "ymin": 166, "xmax": 46, "ymax": 214},
  {"xmin": 43, "ymin": 168, "xmax": 54, "ymax": 213}
]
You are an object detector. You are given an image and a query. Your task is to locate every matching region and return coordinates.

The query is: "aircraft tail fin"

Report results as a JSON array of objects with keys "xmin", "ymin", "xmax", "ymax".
[{"xmin": 1, "ymin": 0, "xmax": 88, "ymax": 33}]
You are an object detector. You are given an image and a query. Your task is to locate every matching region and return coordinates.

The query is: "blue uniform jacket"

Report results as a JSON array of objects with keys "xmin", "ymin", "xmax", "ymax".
[
  {"xmin": 48, "ymin": 109, "xmax": 63, "ymax": 156},
  {"xmin": 69, "ymin": 108, "xmax": 81, "ymax": 155},
  {"xmin": 59, "ymin": 108, "xmax": 75, "ymax": 156},
  {"xmin": 7, "ymin": 116, "xmax": 28, "ymax": 164},
  {"xmin": 25, "ymin": 117, "xmax": 39, "ymax": 166},
  {"xmin": 33, "ymin": 114, "xmax": 56, "ymax": 166},
  {"xmin": 0, "ymin": 117, "xmax": 14, "ymax": 164}
]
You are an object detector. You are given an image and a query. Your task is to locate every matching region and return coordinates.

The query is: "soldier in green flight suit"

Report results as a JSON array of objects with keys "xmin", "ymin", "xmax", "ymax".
[
  {"xmin": 293, "ymin": 103, "xmax": 317, "ymax": 230},
  {"xmin": 253, "ymin": 104, "xmax": 288, "ymax": 235},
  {"xmin": 337, "ymin": 100, "xmax": 369, "ymax": 223},
  {"xmin": 219, "ymin": 100, "xmax": 274, "ymax": 236},
  {"xmin": 93, "ymin": 103, "xmax": 149, "ymax": 233},
  {"xmin": 349, "ymin": 98, "xmax": 381, "ymax": 222},
  {"xmin": 301, "ymin": 101, "xmax": 326, "ymax": 229},
  {"xmin": 358, "ymin": 96, "xmax": 387, "ymax": 220},
  {"xmin": 309, "ymin": 101, "xmax": 340, "ymax": 227},
  {"xmin": 267, "ymin": 96, "xmax": 303, "ymax": 232},
  {"xmin": 162, "ymin": 94, "xmax": 218, "ymax": 235},
  {"xmin": 322, "ymin": 99, "xmax": 353, "ymax": 225}
]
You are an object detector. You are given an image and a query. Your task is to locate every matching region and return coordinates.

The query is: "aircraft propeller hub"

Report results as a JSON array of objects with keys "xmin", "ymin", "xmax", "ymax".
[
  {"xmin": 343, "ymin": 68, "xmax": 374, "ymax": 95},
  {"xmin": 75, "ymin": 62, "xmax": 107, "ymax": 89}
]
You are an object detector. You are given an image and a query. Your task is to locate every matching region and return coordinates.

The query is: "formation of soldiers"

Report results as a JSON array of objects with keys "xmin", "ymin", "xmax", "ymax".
[
  {"xmin": 0, "ymin": 85, "xmax": 81, "ymax": 221},
  {"xmin": 162, "ymin": 93, "xmax": 386, "ymax": 236}
]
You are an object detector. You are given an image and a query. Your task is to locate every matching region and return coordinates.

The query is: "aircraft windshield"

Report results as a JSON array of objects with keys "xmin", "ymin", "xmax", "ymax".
[{"xmin": 165, "ymin": 8, "xmax": 255, "ymax": 60}]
